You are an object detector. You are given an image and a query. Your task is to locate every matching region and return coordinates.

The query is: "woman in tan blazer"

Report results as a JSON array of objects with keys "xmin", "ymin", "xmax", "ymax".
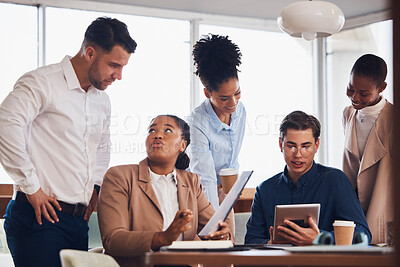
[
  {"xmin": 342, "ymin": 54, "xmax": 394, "ymax": 244},
  {"xmin": 98, "ymin": 115, "xmax": 232, "ymax": 266}
]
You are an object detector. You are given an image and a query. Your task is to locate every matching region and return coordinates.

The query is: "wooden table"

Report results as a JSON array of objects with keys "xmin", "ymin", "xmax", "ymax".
[{"xmin": 144, "ymin": 249, "xmax": 396, "ymax": 267}]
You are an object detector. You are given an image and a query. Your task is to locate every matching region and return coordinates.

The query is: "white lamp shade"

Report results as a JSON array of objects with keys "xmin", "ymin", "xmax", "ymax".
[{"xmin": 277, "ymin": 1, "xmax": 345, "ymax": 41}]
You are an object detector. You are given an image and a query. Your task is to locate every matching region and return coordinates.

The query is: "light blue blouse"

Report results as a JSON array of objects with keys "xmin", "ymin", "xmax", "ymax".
[{"xmin": 187, "ymin": 99, "xmax": 246, "ymax": 209}]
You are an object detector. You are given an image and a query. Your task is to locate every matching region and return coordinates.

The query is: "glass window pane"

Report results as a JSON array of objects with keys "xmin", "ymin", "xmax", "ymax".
[
  {"xmin": 326, "ymin": 20, "xmax": 393, "ymax": 169},
  {"xmin": 199, "ymin": 25, "xmax": 313, "ymax": 188},
  {"xmin": 46, "ymin": 7, "xmax": 191, "ymax": 167},
  {"xmin": 0, "ymin": 3, "xmax": 37, "ymax": 183}
]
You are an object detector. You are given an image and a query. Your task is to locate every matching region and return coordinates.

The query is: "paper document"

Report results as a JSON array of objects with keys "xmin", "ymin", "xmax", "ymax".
[
  {"xmin": 199, "ymin": 170, "xmax": 254, "ymax": 237},
  {"xmin": 167, "ymin": 240, "xmax": 234, "ymax": 250}
]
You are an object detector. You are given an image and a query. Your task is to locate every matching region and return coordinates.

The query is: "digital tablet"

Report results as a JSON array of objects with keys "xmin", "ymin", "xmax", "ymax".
[{"xmin": 273, "ymin": 203, "xmax": 320, "ymax": 243}]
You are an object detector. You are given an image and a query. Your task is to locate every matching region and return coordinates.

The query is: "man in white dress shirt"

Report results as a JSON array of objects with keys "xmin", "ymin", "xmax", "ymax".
[{"xmin": 0, "ymin": 17, "xmax": 137, "ymax": 267}]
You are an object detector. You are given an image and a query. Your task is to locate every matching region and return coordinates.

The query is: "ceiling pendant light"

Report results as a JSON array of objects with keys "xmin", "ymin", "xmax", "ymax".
[{"xmin": 277, "ymin": 0, "xmax": 345, "ymax": 41}]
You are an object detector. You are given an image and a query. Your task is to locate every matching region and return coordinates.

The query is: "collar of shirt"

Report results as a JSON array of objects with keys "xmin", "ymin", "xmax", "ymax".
[
  {"xmin": 204, "ymin": 99, "xmax": 238, "ymax": 133},
  {"xmin": 60, "ymin": 56, "xmax": 101, "ymax": 96},
  {"xmin": 358, "ymin": 97, "xmax": 386, "ymax": 116},
  {"xmin": 149, "ymin": 168, "xmax": 177, "ymax": 185},
  {"xmin": 282, "ymin": 161, "xmax": 318, "ymax": 188}
]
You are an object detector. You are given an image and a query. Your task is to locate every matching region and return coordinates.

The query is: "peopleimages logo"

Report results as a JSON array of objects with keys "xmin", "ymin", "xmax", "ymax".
[
  {"xmin": 103, "ymin": 112, "xmax": 286, "ymax": 154},
  {"xmin": 244, "ymin": 114, "xmax": 285, "ymax": 136},
  {"xmin": 109, "ymin": 113, "xmax": 150, "ymax": 136},
  {"xmin": 111, "ymin": 140, "xmax": 146, "ymax": 153}
]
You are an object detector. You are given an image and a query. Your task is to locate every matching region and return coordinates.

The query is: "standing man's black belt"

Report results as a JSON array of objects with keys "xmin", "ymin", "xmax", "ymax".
[{"xmin": 15, "ymin": 191, "xmax": 87, "ymax": 217}]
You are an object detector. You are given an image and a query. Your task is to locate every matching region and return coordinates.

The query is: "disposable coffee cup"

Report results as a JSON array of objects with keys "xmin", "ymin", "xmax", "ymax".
[
  {"xmin": 219, "ymin": 168, "xmax": 238, "ymax": 194},
  {"xmin": 333, "ymin": 220, "xmax": 355, "ymax": 245}
]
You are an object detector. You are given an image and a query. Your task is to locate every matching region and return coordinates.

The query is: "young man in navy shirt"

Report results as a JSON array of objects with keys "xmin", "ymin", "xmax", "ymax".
[{"xmin": 245, "ymin": 111, "xmax": 371, "ymax": 245}]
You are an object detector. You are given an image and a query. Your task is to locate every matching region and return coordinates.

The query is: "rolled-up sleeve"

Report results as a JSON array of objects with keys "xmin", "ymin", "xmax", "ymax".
[
  {"xmin": 0, "ymin": 75, "xmax": 46, "ymax": 194},
  {"xmin": 94, "ymin": 104, "xmax": 111, "ymax": 186}
]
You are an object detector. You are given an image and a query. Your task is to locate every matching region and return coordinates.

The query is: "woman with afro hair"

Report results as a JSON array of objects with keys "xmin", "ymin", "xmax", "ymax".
[{"xmin": 187, "ymin": 34, "xmax": 246, "ymax": 211}]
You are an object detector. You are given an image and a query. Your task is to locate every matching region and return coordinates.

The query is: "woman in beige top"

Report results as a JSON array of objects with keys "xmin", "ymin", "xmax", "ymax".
[
  {"xmin": 342, "ymin": 54, "xmax": 393, "ymax": 244},
  {"xmin": 97, "ymin": 115, "xmax": 232, "ymax": 266}
]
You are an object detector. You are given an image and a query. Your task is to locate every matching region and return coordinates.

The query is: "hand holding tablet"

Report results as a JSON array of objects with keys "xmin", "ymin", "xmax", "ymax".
[{"xmin": 272, "ymin": 203, "xmax": 320, "ymax": 244}]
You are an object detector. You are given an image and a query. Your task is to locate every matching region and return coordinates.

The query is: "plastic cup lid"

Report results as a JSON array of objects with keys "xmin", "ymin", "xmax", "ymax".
[
  {"xmin": 219, "ymin": 168, "xmax": 238, "ymax": 176},
  {"xmin": 333, "ymin": 220, "xmax": 355, "ymax": 227}
]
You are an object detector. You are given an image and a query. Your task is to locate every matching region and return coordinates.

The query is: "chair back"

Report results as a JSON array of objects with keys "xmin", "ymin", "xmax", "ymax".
[
  {"xmin": 60, "ymin": 249, "xmax": 119, "ymax": 267},
  {"xmin": 0, "ymin": 219, "xmax": 10, "ymax": 253},
  {"xmin": 234, "ymin": 212, "xmax": 251, "ymax": 245},
  {"xmin": 88, "ymin": 212, "xmax": 103, "ymax": 249}
]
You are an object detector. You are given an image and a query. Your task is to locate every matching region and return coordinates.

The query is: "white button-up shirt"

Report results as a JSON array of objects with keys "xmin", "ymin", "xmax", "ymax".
[
  {"xmin": 0, "ymin": 56, "xmax": 111, "ymax": 205},
  {"xmin": 149, "ymin": 168, "xmax": 182, "ymax": 240}
]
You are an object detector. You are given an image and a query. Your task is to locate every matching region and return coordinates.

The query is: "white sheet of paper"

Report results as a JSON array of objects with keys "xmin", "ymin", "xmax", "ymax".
[
  {"xmin": 199, "ymin": 170, "xmax": 254, "ymax": 237},
  {"xmin": 167, "ymin": 240, "xmax": 234, "ymax": 249}
]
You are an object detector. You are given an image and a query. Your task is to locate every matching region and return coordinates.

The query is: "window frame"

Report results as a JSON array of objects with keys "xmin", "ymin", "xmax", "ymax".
[{"xmin": 0, "ymin": 0, "xmax": 393, "ymax": 184}]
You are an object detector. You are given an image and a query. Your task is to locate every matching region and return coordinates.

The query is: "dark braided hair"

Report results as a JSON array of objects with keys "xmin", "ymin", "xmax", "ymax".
[
  {"xmin": 193, "ymin": 34, "xmax": 242, "ymax": 92},
  {"xmin": 152, "ymin": 115, "xmax": 191, "ymax": 170}
]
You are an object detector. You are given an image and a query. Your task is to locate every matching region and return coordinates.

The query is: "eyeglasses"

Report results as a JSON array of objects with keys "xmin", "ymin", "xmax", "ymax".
[{"xmin": 282, "ymin": 144, "xmax": 316, "ymax": 158}]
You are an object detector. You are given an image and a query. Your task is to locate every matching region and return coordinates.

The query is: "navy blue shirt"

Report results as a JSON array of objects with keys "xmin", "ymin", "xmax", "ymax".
[{"xmin": 245, "ymin": 162, "xmax": 371, "ymax": 244}]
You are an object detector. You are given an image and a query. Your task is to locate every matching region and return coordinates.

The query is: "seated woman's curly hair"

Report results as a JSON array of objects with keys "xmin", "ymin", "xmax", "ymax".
[{"xmin": 193, "ymin": 34, "xmax": 242, "ymax": 92}]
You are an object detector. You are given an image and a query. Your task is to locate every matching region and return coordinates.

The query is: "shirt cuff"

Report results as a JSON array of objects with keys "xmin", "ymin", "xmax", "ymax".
[{"xmin": 20, "ymin": 174, "xmax": 41, "ymax": 195}]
